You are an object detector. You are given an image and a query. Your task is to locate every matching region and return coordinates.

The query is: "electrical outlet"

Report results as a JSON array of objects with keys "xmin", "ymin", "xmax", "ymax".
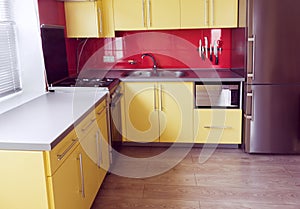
[{"xmin": 103, "ymin": 55, "xmax": 115, "ymax": 63}]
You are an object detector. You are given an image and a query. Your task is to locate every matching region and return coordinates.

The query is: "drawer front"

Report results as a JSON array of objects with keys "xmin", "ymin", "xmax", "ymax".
[
  {"xmin": 75, "ymin": 108, "xmax": 98, "ymax": 139},
  {"xmin": 194, "ymin": 109, "xmax": 242, "ymax": 144},
  {"xmin": 75, "ymin": 100, "xmax": 106, "ymax": 139},
  {"xmin": 45, "ymin": 130, "xmax": 79, "ymax": 176}
]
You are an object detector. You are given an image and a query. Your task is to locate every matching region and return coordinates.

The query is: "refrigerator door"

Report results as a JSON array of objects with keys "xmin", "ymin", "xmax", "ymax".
[
  {"xmin": 244, "ymin": 84, "xmax": 300, "ymax": 153},
  {"xmin": 247, "ymin": 0, "xmax": 300, "ymax": 85}
]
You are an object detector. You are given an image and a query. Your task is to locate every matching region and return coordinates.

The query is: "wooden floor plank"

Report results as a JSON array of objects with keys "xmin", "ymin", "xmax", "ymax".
[
  {"xmin": 91, "ymin": 147, "xmax": 300, "ymax": 209},
  {"xmin": 91, "ymin": 197, "xmax": 200, "ymax": 209}
]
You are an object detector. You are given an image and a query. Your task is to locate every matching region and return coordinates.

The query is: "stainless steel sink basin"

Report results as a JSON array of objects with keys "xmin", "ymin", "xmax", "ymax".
[
  {"xmin": 128, "ymin": 70, "xmax": 153, "ymax": 77},
  {"xmin": 158, "ymin": 70, "xmax": 186, "ymax": 77},
  {"xmin": 126, "ymin": 70, "xmax": 186, "ymax": 78}
]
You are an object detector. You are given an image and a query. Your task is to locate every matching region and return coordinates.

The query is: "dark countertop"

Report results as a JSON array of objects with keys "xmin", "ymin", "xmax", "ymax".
[{"xmin": 88, "ymin": 68, "xmax": 245, "ymax": 82}]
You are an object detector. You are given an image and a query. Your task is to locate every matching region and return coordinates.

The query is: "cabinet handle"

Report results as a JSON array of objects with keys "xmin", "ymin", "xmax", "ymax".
[
  {"xmin": 248, "ymin": 35, "xmax": 256, "ymax": 80},
  {"xmin": 211, "ymin": 0, "xmax": 214, "ymax": 26},
  {"xmin": 57, "ymin": 138, "xmax": 78, "ymax": 161},
  {"xmin": 142, "ymin": 0, "xmax": 146, "ymax": 27},
  {"xmin": 81, "ymin": 118, "xmax": 96, "ymax": 132},
  {"xmin": 99, "ymin": 131, "xmax": 103, "ymax": 166},
  {"xmin": 96, "ymin": 106, "xmax": 106, "ymax": 116},
  {"xmin": 148, "ymin": 0, "xmax": 151, "ymax": 27},
  {"xmin": 98, "ymin": 7, "xmax": 103, "ymax": 35},
  {"xmin": 204, "ymin": 0, "xmax": 209, "ymax": 26},
  {"xmin": 204, "ymin": 126, "xmax": 232, "ymax": 129},
  {"xmin": 78, "ymin": 153, "xmax": 85, "ymax": 198},
  {"xmin": 154, "ymin": 84, "xmax": 157, "ymax": 110},
  {"xmin": 160, "ymin": 84, "xmax": 163, "ymax": 111},
  {"xmin": 96, "ymin": 130, "xmax": 100, "ymax": 167}
]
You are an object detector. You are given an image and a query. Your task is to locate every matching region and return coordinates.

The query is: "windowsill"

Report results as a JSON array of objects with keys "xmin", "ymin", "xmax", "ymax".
[{"xmin": 0, "ymin": 91, "xmax": 46, "ymax": 115}]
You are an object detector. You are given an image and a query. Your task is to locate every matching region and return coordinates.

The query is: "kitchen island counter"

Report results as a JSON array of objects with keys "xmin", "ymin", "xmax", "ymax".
[{"xmin": 0, "ymin": 88, "xmax": 107, "ymax": 151}]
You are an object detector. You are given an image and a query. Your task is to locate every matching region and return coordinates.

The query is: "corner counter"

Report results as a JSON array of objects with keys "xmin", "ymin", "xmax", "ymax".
[{"xmin": 0, "ymin": 88, "xmax": 108, "ymax": 151}]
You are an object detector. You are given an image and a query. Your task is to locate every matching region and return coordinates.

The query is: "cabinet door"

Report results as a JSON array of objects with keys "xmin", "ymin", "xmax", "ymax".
[
  {"xmin": 210, "ymin": 0, "xmax": 238, "ymax": 28},
  {"xmin": 0, "ymin": 151, "xmax": 48, "ymax": 209},
  {"xmin": 48, "ymin": 145, "xmax": 99, "ymax": 209},
  {"xmin": 123, "ymin": 82, "xmax": 159, "ymax": 142},
  {"xmin": 80, "ymin": 145, "xmax": 101, "ymax": 209},
  {"xmin": 194, "ymin": 109, "xmax": 242, "ymax": 144},
  {"xmin": 48, "ymin": 145, "xmax": 84, "ymax": 209},
  {"xmin": 65, "ymin": 1, "xmax": 100, "ymax": 38},
  {"xmin": 181, "ymin": 0, "xmax": 207, "ymax": 28},
  {"xmin": 65, "ymin": 0, "xmax": 114, "ymax": 38},
  {"xmin": 159, "ymin": 82, "xmax": 194, "ymax": 143},
  {"xmin": 149, "ymin": 0, "xmax": 180, "ymax": 29},
  {"xmin": 96, "ymin": 104, "xmax": 110, "ymax": 172},
  {"xmin": 101, "ymin": 0, "xmax": 115, "ymax": 37},
  {"xmin": 113, "ymin": 0, "xmax": 146, "ymax": 30}
]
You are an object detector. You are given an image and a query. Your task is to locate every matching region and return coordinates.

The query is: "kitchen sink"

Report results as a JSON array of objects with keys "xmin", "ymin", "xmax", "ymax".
[
  {"xmin": 125, "ymin": 70, "xmax": 186, "ymax": 78},
  {"xmin": 128, "ymin": 70, "xmax": 153, "ymax": 77},
  {"xmin": 158, "ymin": 70, "xmax": 186, "ymax": 77}
]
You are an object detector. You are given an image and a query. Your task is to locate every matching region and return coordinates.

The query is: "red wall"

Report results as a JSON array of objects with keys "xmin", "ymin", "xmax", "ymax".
[
  {"xmin": 38, "ymin": 0, "xmax": 244, "ymax": 75},
  {"xmin": 78, "ymin": 29, "xmax": 232, "ymax": 72}
]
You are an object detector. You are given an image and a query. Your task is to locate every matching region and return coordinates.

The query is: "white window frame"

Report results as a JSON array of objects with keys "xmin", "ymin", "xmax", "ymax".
[
  {"xmin": 0, "ymin": 0, "xmax": 46, "ymax": 114},
  {"xmin": 0, "ymin": 0, "xmax": 22, "ymax": 99}
]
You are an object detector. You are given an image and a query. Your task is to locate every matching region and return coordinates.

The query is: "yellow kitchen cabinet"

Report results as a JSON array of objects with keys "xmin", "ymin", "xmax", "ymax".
[
  {"xmin": 158, "ymin": 82, "xmax": 194, "ymax": 143},
  {"xmin": 149, "ymin": 0, "xmax": 180, "ymax": 29},
  {"xmin": 123, "ymin": 82, "xmax": 159, "ymax": 142},
  {"xmin": 123, "ymin": 82, "xmax": 193, "ymax": 143},
  {"xmin": 113, "ymin": 0, "xmax": 180, "ymax": 30},
  {"xmin": 181, "ymin": 0, "xmax": 206, "ymax": 28},
  {"xmin": 64, "ymin": 0, "xmax": 114, "ymax": 38},
  {"xmin": 113, "ymin": 0, "xmax": 145, "ymax": 30},
  {"xmin": 194, "ymin": 109, "xmax": 242, "ymax": 144},
  {"xmin": 211, "ymin": 0, "xmax": 238, "ymax": 28},
  {"xmin": 47, "ymin": 144, "xmax": 89, "ymax": 209},
  {"xmin": 95, "ymin": 100, "xmax": 110, "ymax": 172},
  {"xmin": 181, "ymin": 0, "xmax": 238, "ymax": 28},
  {"xmin": 0, "ymin": 99, "xmax": 109, "ymax": 209},
  {"xmin": 0, "ymin": 151, "xmax": 49, "ymax": 209},
  {"xmin": 238, "ymin": 0, "xmax": 247, "ymax": 27}
]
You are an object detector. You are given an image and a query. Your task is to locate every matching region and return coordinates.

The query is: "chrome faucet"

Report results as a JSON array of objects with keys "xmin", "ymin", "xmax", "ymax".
[{"xmin": 141, "ymin": 53, "xmax": 157, "ymax": 74}]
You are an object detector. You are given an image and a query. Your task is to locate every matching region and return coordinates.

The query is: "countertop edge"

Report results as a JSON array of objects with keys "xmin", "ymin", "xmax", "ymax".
[{"xmin": 0, "ymin": 91, "xmax": 108, "ymax": 151}]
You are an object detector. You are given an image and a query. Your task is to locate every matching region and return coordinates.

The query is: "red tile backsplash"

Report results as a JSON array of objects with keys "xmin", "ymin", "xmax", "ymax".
[
  {"xmin": 78, "ymin": 29, "xmax": 232, "ymax": 72},
  {"xmin": 38, "ymin": 1, "xmax": 244, "ymax": 75}
]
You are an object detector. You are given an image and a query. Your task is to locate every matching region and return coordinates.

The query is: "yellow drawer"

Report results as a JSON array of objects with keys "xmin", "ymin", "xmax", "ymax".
[
  {"xmin": 75, "ymin": 108, "xmax": 98, "ymax": 139},
  {"xmin": 95, "ymin": 99, "xmax": 107, "ymax": 120},
  {"xmin": 75, "ymin": 99, "xmax": 106, "ymax": 139},
  {"xmin": 44, "ymin": 130, "xmax": 79, "ymax": 176},
  {"xmin": 194, "ymin": 109, "xmax": 242, "ymax": 144}
]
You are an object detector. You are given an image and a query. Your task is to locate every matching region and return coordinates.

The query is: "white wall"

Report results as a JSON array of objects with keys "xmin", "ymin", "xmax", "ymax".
[{"xmin": 0, "ymin": 0, "xmax": 46, "ymax": 114}]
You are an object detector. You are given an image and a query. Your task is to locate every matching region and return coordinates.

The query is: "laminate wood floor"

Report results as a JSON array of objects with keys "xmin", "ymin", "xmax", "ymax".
[{"xmin": 91, "ymin": 146, "xmax": 300, "ymax": 209}]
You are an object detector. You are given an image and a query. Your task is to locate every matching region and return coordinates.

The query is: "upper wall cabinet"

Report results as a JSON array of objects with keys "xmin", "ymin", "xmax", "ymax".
[
  {"xmin": 212, "ymin": 0, "xmax": 238, "ymax": 28},
  {"xmin": 113, "ymin": 0, "xmax": 180, "ymax": 30},
  {"xmin": 181, "ymin": 0, "xmax": 238, "ymax": 28},
  {"xmin": 64, "ymin": 0, "xmax": 115, "ymax": 38}
]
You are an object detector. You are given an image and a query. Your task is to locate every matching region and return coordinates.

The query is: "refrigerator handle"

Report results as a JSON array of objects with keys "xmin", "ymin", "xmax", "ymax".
[
  {"xmin": 244, "ymin": 92, "xmax": 254, "ymax": 121},
  {"xmin": 248, "ymin": 35, "xmax": 256, "ymax": 80}
]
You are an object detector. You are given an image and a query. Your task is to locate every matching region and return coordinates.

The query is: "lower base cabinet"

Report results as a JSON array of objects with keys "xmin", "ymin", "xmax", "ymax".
[
  {"xmin": 47, "ymin": 144, "xmax": 99, "ymax": 209},
  {"xmin": 0, "ymin": 99, "xmax": 109, "ymax": 209},
  {"xmin": 194, "ymin": 109, "xmax": 242, "ymax": 144}
]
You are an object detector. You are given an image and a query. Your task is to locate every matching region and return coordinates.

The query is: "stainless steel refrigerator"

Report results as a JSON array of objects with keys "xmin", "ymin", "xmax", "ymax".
[{"xmin": 244, "ymin": 0, "xmax": 300, "ymax": 153}]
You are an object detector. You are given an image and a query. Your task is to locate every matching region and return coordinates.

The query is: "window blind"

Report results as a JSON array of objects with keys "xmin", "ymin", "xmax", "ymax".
[{"xmin": 0, "ymin": 0, "xmax": 21, "ymax": 98}]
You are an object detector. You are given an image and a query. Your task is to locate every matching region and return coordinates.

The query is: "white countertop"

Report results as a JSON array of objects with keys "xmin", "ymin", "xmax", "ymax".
[{"xmin": 0, "ymin": 88, "xmax": 108, "ymax": 151}]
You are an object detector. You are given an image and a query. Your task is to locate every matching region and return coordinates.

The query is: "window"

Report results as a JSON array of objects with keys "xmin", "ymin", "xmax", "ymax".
[{"xmin": 0, "ymin": 0, "xmax": 22, "ymax": 98}]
